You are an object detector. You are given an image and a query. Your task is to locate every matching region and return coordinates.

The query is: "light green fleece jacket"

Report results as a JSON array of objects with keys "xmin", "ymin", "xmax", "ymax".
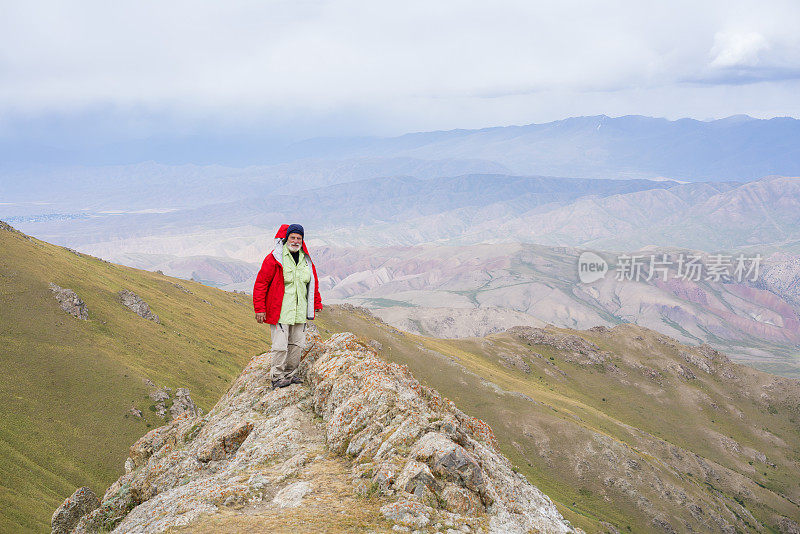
[{"xmin": 278, "ymin": 243, "xmax": 311, "ymax": 324}]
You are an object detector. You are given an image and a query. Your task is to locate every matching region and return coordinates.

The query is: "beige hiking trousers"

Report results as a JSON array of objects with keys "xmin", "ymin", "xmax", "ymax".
[{"xmin": 269, "ymin": 322, "xmax": 307, "ymax": 381}]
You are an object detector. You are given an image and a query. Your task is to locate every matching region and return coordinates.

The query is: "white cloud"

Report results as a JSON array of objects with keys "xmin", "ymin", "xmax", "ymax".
[
  {"xmin": 0, "ymin": 0, "xmax": 799, "ymax": 137},
  {"xmin": 710, "ymin": 32, "xmax": 769, "ymax": 68}
]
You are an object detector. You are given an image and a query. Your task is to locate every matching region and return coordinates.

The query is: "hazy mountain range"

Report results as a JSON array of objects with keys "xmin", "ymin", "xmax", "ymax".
[
  {"xmin": 7, "ymin": 173, "xmax": 799, "ymax": 253},
  {"xmin": 5, "ymin": 114, "xmax": 799, "ymax": 181},
  {"xmin": 287, "ymin": 114, "xmax": 800, "ymax": 181},
  {"xmin": 317, "ymin": 243, "xmax": 800, "ymax": 376},
  {"xmin": 7, "ymin": 171, "xmax": 800, "ymax": 376}
]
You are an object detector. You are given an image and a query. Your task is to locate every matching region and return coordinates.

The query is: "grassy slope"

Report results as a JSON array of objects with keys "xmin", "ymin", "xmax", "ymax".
[
  {"xmin": 319, "ymin": 307, "xmax": 800, "ymax": 533},
  {"xmin": 0, "ymin": 227, "xmax": 267, "ymax": 533},
  {"xmin": 3, "ymin": 223, "xmax": 799, "ymax": 533}
]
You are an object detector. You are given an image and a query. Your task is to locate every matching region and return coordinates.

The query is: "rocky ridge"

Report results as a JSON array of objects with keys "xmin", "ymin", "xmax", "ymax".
[{"xmin": 53, "ymin": 329, "xmax": 577, "ymax": 533}]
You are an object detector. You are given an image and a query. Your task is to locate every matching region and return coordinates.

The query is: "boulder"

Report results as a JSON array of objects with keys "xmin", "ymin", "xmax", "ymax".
[
  {"xmin": 272, "ymin": 481, "xmax": 312, "ymax": 508},
  {"xmin": 411, "ymin": 432, "xmax": 485, "ymax": 496},
  {"xmin": 380, "ymin": 499, "xmax": 433, "ymax": 529},
  {"xmin": 51, "ymin": 486, "xmax": 99, "ymax": 534},
  {"xmin": 170, "ymin": 388, "xmax": 200, "ymax": 419},
  {"xmin": 148, "ymin": 387, "xmax": 171, "ymax": 403},
  {"xmin": 395, "ymin": 460, "xmax": 439, "ymax": 498},
  {"xmin": 49, "ymin": 282, "xmax": 89, "ymax": 320},
  {"xmin": 197, "ymin": 421, "xmax": 253, "ymax": 462},
  {"xmin": 118, "ymin": 289, "xmax": 160, "ymax": 323}
]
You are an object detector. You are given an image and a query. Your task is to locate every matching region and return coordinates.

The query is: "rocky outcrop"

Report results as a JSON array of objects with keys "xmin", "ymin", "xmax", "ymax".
[
  {"xmin": 170, "ymin": 388, "xmax": 199, "ymax": 419},
  {"xmin": 118, "ymin": 290, "xmax": 159, "ymax": 323},
  {"xmin": 54, "ymin": 331, "xmax": 578, "ymax": 533},
  {"xmin": 148, "ymin": 387, "xmax": 170, "ymax": 418},
  {"xmin": 51, "ymin": 487, "xmax": 99, "ymax": 534},
  {"xmin": 144, "ymin": 385, "xmax": 200, "ymax": 421},
  {"xmin": 49, "ymin": 282, "xmax": 89, "ymax": 320},
  {"xmin": 309, "ymin": 333, "xmax": 573, "ymax": 532},
  {"xmin": 779, "ymin": 516, "xmax": 800, "ymax": 534},
  {"xmin": 508, "ymin": 326, "xmax": 608, "ymax": 365}
]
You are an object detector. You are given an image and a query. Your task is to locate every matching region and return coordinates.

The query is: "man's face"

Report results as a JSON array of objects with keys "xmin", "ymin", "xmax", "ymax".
[{"xmin": 287, "ymin": 232, "xmax": 302, "ymax": 252}]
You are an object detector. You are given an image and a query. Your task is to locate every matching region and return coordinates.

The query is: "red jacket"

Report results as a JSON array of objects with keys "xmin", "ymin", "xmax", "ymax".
[{"xmin": 253, "ymin": 224, "xmax": 323, "ymax": 324}]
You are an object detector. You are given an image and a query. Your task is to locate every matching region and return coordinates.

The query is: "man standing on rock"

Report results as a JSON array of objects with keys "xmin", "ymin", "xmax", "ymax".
[{"xmin": 253, "ymin": 224, "xmax": 323, "ymax": 389}]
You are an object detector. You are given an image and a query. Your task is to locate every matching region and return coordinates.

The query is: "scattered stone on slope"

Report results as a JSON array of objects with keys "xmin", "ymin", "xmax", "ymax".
[
  {"xmin": 149, "ymin": 388, "xmax": 171, "ymax": 403},
  {"xmin": 497, "ymin": 351, "xmax": 531, "ymax": 373},
  {"xmin": 144, "ymin": 386, "xmax": 200, "ymax": 421},
  {"xmin": 118, "ymin": 289, "xmax": 160, "ymax": 323},
  {"xmin": 674, "ymin": 363, "xmax": 697, "ymax": 380},
  {"xmin": 680, "ymin": 350, "xmax": 713, "ymax": 373},
  {"xmin": 507, "ymin": 326, "xmax": 607, "ymax": 365},
  {"xmin": 0, "ymin": 219, "xmax": 32, "ymax": 239},
  {"xmin": 778, "ymin": 516, "xmax": 800, "ymax": 534},
  {"xmin": 149, "ymin": 387, "xmax": 171, "ymax": 418},
  {"xmin": 171, "ymin": 282, "xmax": 192, "ymax": 294},
  {"xmin": 170, "ymin": 388, "xmax": 200, "ymax": 419},
  {"xmin": 49, "ymin": 282, "xmax": 89, "ymax": 320},
  {"xmin": 51, "ymin": 487, "xmax": 99, "ymax": 534},
  {"xmin": 54, "ymin": 331, "xmax": 578, "ymax": 533}
]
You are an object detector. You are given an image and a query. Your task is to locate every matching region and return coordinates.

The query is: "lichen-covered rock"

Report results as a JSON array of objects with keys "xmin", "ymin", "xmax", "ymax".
[
  {"xmin": 49, "ymin": 282, "xmax": 89, "ymax": 320},
  {"xmin": 411, "ymin": 432, "xmax": 486, "ymax": 498},
  {"xmin": 442, "ymin": 483, "xmax": 483, "ymax": 515},
  {"xmin": 308, "ymin": 332, "xmax": 577, "ymax": 533},
  {"xmin": 51, "ymin": 486, "xmax": 99, "ymax": 533},
  {"xmin": 118, "ymin": 289, "xmax": 159, "ymax": 323},
  {"xmin": 53, "ymin": 331, "xmax": 578, "ymax": 534},
  {"xmin": 196, "ymin": 421, "xmax": 253, "ymax": 462},
  {"xmin": 395, "ymin": 459, "xmax": 439, "ymax": 498},
  {"xmin": 380, "ymin": 498, "xmax": 434, "ymax": 528},
  {"xmin": 71, "ymin": 481, "xmax": 134, "ymax": 533},
  {"xmin": 129, "ymin": 419, "xmax": 182, "ymax": 469}
]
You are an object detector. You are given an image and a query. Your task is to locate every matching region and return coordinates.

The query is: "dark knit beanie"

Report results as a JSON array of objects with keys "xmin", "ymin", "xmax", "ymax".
[{"xmin": 285, "ymin": 223, "xmax": 304, "ymax": 240}]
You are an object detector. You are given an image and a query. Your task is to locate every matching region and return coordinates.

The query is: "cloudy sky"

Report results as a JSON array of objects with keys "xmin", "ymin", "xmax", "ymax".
[{"xmin": 1, "ymin": 0, "xmax": 799, "ymax": 165}]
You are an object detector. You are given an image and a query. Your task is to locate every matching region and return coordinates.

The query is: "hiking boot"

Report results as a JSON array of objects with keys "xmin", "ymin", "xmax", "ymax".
[
  {"xmin": 290, "ymin": 375, "xmax": 303, "ymax": 384},
  {"xmin": 271, "ymin": 377, "xmax": 292, "ymax": 389}
]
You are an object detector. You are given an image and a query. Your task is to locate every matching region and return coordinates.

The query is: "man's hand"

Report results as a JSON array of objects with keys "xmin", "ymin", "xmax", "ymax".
[{"xmin": 255, "ymin": 312, "xmax": 266, "ymax": 324}]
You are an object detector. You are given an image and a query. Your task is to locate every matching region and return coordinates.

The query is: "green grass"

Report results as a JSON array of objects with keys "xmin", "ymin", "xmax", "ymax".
[{"xmin": 0, "ymin": 228, "xmax": 269, "ymax": 533}]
